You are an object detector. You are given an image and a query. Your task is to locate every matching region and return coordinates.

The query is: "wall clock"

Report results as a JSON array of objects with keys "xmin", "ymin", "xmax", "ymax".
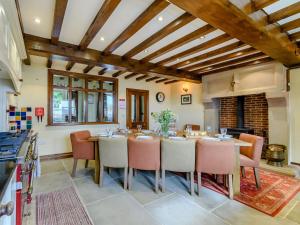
[{"xmin": 156, "ymin": 92, "xmax": 165, "ymax": 102}]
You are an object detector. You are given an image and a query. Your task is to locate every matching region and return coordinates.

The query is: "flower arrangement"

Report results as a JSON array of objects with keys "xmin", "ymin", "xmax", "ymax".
[{"xmin": 151, "ymin": 109, "xmax": 176, "ymax": 137}]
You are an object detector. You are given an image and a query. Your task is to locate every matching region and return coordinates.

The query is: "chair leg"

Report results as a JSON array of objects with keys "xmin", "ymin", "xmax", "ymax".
[
  {"xmin": 241, "ymin": 166, "xmax": 245, "ymax": 177},
  {"xmin": 133, "ymin": 169, "xmax": 137, "ymax": 177},
  {"xmin": 228, "ymin": 174, "xmax": 233, "ymax": 200},
  {"xmin": 124, "ymin": 167, "xmax": 128, "ymax": 190},
  {"xmin": 190, "ymin": 171, "xmax": 194, "ymax": 195},
  {"xmin": 197, "ymin": 172, "xmax": 201, "ymax": 196},
  {"xmin": 108, "ymin": 167, "xmax": 112, "ymax": 175},
  {"xmin": 253, "ymin": 167, "xmax": 261, "ymax": 188},
  {"xmin": 72, "ymin": 159, "xmax": 78, "ymax": 177},
  {"xmin": 186, "ymin": 172, "xmax": 190, "ymax": 181},
  {"xmin": 155, "ymin": 170, "xmax": 159, "ymax": 193},
  {"xmin": 85, "ymin": 160, "xmax": 89, "ymax": 168},
  {"xmin": 161, "ymin": 169, "xmax": 166, "ymax": 192},
  {"xmin": 99, "ymin": 164, "xmax": 104, "ymax": 187},
  {"xmin": 128, "ymin": 168, "xmax": 133, "ymax": 190}
]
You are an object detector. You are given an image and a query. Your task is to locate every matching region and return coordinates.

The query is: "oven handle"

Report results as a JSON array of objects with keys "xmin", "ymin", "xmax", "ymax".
[{"xmin": 0, "ymin": 201, "xmax": 14, "ymax": 217}]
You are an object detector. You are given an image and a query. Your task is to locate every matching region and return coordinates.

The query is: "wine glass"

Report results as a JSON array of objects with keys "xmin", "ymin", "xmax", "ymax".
[
  {"xmin": 206, "ymin": 126, "xmax": 212, "ymax": 136},
  {"xmin": 137, "ymin": 124, "xmax": 142, "ymax": 132},
  {"xmin": 220, "ymin": 128, "xmax": 227, "ymax": 137}
]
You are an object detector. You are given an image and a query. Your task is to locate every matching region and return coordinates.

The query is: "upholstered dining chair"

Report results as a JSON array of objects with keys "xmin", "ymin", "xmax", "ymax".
[
  {"xmin": 70, "ymin": 130, "xmax": 94, "ymax": 177},
  {"xmin": 196, "ymin": 140, "xmax": 235, "ymax": 199},
  {"xmin": 239, "ymin": 133, "xmax": 264, "ymax": 188},
  {"xmin": 127, "ymin": 137, "xmax": 161, "ymax": 192},
  {"xmin": 98, "ymin": 136, "xmax": 128, "ymax": 189},
  {"xmin": 161, "ymin": 139, "xmax": 196, "ymax": 195}
]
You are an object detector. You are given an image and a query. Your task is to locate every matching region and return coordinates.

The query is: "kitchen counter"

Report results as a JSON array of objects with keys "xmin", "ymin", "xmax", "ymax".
[{"xmin": 0, "ymin": 160, "xmax": 16, "ymax": 202}]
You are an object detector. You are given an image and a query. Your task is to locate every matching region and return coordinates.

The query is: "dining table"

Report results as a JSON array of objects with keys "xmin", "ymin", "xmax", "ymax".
[{"xmin": 88, "ymin": 131, "xmax": 252, "ymax": 196}]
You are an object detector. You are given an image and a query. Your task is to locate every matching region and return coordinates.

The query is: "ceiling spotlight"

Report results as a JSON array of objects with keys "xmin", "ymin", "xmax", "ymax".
[
  {"xmin": 200, "ymin": 36, "xmax": 205, "ymax": 39},
  {"xmin": 100, "ymin": 37, "xmax": 105, "ymax": 41},
  {"xmin": 176, "ymin": 58, "xmax": 180, "ymax": 61},
  {"xmin": 158, "ymin": 16, "xmax": 163, "ymax": 22},
  {"xmin": 144, "ymin": 49, "xmax": 148, "ymax": 53},
  {"xmin": 34, "ymin": 17, "xmax": 41, "ymax": 24},
  {"xmin": 236, "ymin": 52, "xmax": 242, "ymax": 56}
]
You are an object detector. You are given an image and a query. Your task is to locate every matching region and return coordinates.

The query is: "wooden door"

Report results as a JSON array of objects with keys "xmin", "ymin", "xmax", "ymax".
[{"xmin": 126, "ymin": 88, "xmax": 149, "ymax": 129}]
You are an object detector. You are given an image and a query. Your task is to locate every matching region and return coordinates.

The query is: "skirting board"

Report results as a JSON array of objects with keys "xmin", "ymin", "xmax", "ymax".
[{"xmin": 40, "ymin": 152, "xmax": 73, "ymax": 161}]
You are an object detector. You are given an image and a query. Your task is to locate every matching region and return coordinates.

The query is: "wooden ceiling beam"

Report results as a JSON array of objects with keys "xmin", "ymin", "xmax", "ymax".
[
  {"xmin": 290, "ymin": 31, "xmax": 300, "ymax": 42},
  {"xmin": 112, "ymin": 70, "xmax": 127, "ymax": 77},
  {"xmin": 268, "ymin": 2, "xmax": 300, "ymax": 24},
  {"xmin": 158, "ymin": 34, "xmax": 232, "ymax": 65},
  {"xmin": 156, "ymin": 78, "xmax": 168, "ymax": 83},
  {"xmin": 168, "ymin": 0, "xmax": 300, "ymax": 66},
  {"xmin": 281, "ymin": 18, "xmax": 300, "ymax": 32},
  {"xmin": 195, "ymin": 52, "xmax": 267, "ymax": 73},
  {"xmin": 83, "ymin": 65, "xmax": 94, "ymax": 73},
  {"xmin": 104, "ymin": 0, "xmax": 169, "ymax": 54},
  {"xmin": 172, "ymin": 41, "xmax": 246, "ymax": 69},
  {"xmin": 143, "ymin": 24, "xmax": 216, "ymax": 62},
  {"xmin": 47, "ymin": 56, "xmax": 52, "ymax": 68},
  {"xmin": 136, "ymin": 75, "xmax": 149, "ymax": 81},
  {"xmin": 51, "ymin": 0, "xmax": 68, "ymax": 44},
  {"xmin": 185, "ymin": 47, "xmax": 259, "ymax": 71},
  {"xmin": 79, "ymin": 0, "xmax": 121, "ymax": 50},
  {"xmin": 98, "ymin": 68, "xmax": 108, "ymax": 75},
  {"xmin": 164, "ymin": 80, "xmax": 179, "ymax": 84},
  {"xmin": 242, "ymin": 0, "xmax": 278, "ymax": 14},
  {"xmin": 66, "ymin": 61, "xmax": 75, "ymax": 71},
  {"xmin": 124, "ymin": 13, "xmax": 195, "ymax": 58},
  {"xmin": 24, "ymin": 34, "xmax": 201, "ymax": 82},
  {"xmin": 145, "ymin": 76, "xmax": 160, "ymax": 82},
  {"xmin": 124, "ymin": 73, "xmax": 139, "ymax": 79},
  {"xmin": 199, "ymin": 57, "xmax": 273, "ymax": 76}
]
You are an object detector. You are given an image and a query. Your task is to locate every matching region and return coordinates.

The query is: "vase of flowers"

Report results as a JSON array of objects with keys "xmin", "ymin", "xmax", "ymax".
[{"xmin": 151, "ymin": 109, "xmax": 175, "ymax": 138}]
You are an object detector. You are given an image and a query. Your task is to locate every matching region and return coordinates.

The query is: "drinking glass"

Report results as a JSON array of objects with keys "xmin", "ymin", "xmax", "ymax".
[
  {"xmin": 137, "ymin": 124, "xmax": 142, "ymax": 132},
  {"xmin": 220, "ymin": 128, "xmax": 227, "ymax": 137},
  {"xmin": 206, "ymin": 126, "xmax": 212, "ymax": 136}
]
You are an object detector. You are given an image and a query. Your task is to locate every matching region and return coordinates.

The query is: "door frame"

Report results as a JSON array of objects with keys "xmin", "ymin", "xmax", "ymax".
[{"xmin": 126, "ymin": 88, "xmax": 149, "ymax": 129}]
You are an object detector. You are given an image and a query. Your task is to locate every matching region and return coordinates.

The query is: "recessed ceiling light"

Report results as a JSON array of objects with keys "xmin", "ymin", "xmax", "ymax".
[
  {"xmin": 34, "ymin": 17, "xmax": 41, "ymax": 24},
  {"xmin": 158, "ymin": 16, "xmax": 163, "ymax": 22},
  {"xmin": 144, "ymin": 49, "xmax": 148, "ymax": 53},
  {"xmin": 200, "ymin": 36, "xmax": 205, "ymax": 39},
  {"xmin": 236, "ymin": 52, "xmax": 242, "ymax": 56},
  {"xmin": 100, "ymin": 37, "xmax": 105, "ymax": 41},
  {"xmin": 176, "ymin": 58, "xmax": 180, "ymax": 61}
]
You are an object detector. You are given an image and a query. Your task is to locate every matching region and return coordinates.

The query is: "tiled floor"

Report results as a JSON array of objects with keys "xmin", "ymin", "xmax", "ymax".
[{"xmin": 23, "ymin": 158, "xmax": 300, "ymax": 225}]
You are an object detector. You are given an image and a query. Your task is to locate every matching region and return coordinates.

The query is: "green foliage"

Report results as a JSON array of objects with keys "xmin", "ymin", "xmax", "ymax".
[{"xmin": 151, "ymin": 109, "xmax": 175, "ymax": 134}]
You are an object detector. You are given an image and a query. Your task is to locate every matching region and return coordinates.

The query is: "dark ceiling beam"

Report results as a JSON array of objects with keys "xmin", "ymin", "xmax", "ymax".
[
  {"xmin": 185, "ymin": 47, "xmax": 259, "ymax": 71},
  {"xmin": 98, "ymin": 68, "xmax": 108, "ymax": 75},
  {"xmin": 83, "ymin": 65, "xmax": 94, "ymax": 73},
  {"xmin": 66, "ymin": 61, "xmax": 75, "ymax": 71},
  {"xmin": 164, "ymin": 80, "xmax": 179, "ymax": 84},
  {"xmin": 136, "ymin": 75, "xmax": 149, "ymax": 81},
  {"xmin": 242, "ymin": 0, "xmax": 278, "ymax": 14},
  {"xmin": 143, "ymin": 24, "xmax": 216, "ymax": 61},
  {"xmin": 51, "ymin": 0, "xmax": 68, "ymax": 44},
  {"xmin": 268, "ymin": 2, "xmax": 300, "ymax": 24},
  {"xmin": 124, "ymin": 13, "xmax": 195, "ymax": 58},
  {"xmin": 195, "ymin": 52, "xmax": 267, "ymax": 73},
  {"xmin": 47, "ymin": 56, "xmax": 52, "ymax": 68},
  {"xmin": 281, "ymin": 18, "xmax": 300, "ymax": 32},
  {"xmin": 112, "ymin": 70, "xmax": 127, "ymax": 77},
  {"xmin": 167, "ymin": 0, "xmax": 300, "ymax": 66},
  {"xmin": 158, "ymin": 34, "xmax": 232, "ymax": 65},
  {"xmin": 172, "ymin": 41, "xmax": 246, "ymax": 69},
  {"xmin": 145, "ymin": 76, "xmax": 160, "ymax": 82},
  {"xmin": 79, "ymin": 0, "xmax": 121, "ymax": 50},
  {"xmin": 104, "ymin": 0, "xmax": 169, "ymax": 54},
  {"xmin": 199, "ymin": 57, "xmax": 273, "ymax": 76},
  {"xmin": 124, "ymin": 73, "xmax": 139, "ymax": 79},
  {"xmin": 156, "ymin": 78, "xmax": 168, "ymax": 83},
  {"xmin": 24, "ymin": 34, "xmax": 201, "ymax": 82}
]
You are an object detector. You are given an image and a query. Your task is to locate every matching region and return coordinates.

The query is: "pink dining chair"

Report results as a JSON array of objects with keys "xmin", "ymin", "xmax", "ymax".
[
  {"xmin": 239, "ymin": 133, "xmax": 264, "ymax": 188},
  {"xmin": 70, "ymin": 130, "xmax": 94, "ymax": 177},
  {"xmin": 196, "ymin": 140, "xmax": 235, "ymax": 199},
  {"xmin": 128, "ymin": 137, "xmax": 161, "ymax": 192}
]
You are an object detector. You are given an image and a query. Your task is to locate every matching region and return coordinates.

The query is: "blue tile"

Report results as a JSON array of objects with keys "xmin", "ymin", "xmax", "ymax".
[
  {"xmin": 21, "ymin": 112, "xmax": 26, "ymax": 116},
  {"xmin": 9, "ymin": 112, "xmax": 15, "ymax": 116}
]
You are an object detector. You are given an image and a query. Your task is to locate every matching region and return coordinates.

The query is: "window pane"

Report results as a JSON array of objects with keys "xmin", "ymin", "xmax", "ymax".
[
  {"xmin": 71, "ymin": 91, "xmax": 85, "ymax": 123},
  {"xmin": 72, "ymin": 77, "xmax": 85, "ymax": 88},
  {"xmin": 103, "ymin": 92, "xmax": 114, "ymax": 122},
  {"xmin": 103, "ymin": 81, "xmax": 114, "ymax": 91},
  {"xmin": 53, "ymin": 89, "xmax": 69, "ymax": 123},
  {"xmin": 131, "ymin": 94, "xmax": 136, "ymax": 122},
  {"xmin": 88, "ymin": 80, "xmax": 100, "ymax": 90},
  {"xmin": 87, "ymin": 92, "xmax": 100, "ymax": 122},
  {"xmin": 53, "ymin": 75, "xmax": 69, "ymax": 87},
  {"xmin": 139, "ymin": 95, "xmax": 145, "ymax": 122}
]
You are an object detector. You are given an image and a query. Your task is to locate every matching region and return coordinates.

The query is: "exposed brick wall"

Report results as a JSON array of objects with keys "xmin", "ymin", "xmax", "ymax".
[{"xmin": 219, "ymin": 97, "xmax": 237, "ymax": 128}]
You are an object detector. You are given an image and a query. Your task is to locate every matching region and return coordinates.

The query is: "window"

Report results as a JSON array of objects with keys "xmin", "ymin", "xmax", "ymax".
[{"xmin": 48, "ymin": 69, "xmax": 118, "ymax": 125}]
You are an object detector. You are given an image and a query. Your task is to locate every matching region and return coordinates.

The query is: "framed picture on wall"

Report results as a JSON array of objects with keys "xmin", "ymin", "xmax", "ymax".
[{"xmin": 181, "ymin": 94, "xmax": 192, "ymax": 105}]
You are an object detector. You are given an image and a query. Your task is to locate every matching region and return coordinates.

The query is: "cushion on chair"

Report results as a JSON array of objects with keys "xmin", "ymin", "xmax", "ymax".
[{"xmin": 240, "ymin": 154, "xmax": 256, "ymax": 167}]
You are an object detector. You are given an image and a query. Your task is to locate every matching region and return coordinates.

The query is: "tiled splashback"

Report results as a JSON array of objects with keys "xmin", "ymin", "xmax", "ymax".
[{"xmin": 8, "ymin": 106, "xmax": 32, "ymax": 131}]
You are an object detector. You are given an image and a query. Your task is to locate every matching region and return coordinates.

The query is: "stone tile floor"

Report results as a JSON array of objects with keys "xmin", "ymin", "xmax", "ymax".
[{"xmin": 23, "ymin": 158, "xmax": 300, "ymax": 225}]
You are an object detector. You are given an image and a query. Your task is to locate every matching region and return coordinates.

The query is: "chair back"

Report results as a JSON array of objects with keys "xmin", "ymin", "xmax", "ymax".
[
  {"xmin": 161, "ymin": 139, "xmax": 195, "ymax": 172},
  {"xmin": 196, "ymin": 140, "xmax": 235, "ymax": 174},
  {"xmin": 70, "ymin": 130, "xmax": 94, "ymax": 159},
  {"xmin": 239, "ymin": 133, "xmax": 264, "ymax": 165},
  {"xmin": 185, "ymin": 124, "xmax": 200, "ymax": 131},
  {"xmin": 70, "ymin": 130, "xmax": 91, "ymax": 144},
  {"xmin": 128, "ymin": 137, "xmax": 160, "ymax": 170},
  {"xmin": 99, "ymin": 136, "xmax": 128, "ymax": 168}
]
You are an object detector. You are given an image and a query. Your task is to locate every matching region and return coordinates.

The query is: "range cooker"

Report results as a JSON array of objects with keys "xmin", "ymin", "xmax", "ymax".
[{"xmin": 0, "ymin": 130, "xmax": 38, "ymax": 225}]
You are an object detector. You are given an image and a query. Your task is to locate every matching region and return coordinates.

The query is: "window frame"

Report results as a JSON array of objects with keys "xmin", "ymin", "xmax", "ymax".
[{"xmin": 48, "ymin": 69, "xmax": 118, "ymax": 126}]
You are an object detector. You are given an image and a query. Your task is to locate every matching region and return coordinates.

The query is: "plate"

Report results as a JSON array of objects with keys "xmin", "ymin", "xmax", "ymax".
[
  {"xmin": 136, "ymin": 135, "xmax": 153, "ymax": 140},
  {"xmin": 169, "ymin": 136, "xmax": 186, "ymax": 141}
]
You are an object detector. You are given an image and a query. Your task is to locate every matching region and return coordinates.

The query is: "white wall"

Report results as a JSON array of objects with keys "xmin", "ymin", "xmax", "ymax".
[
  {"xmin": 289, "ymin": 68, "xmax": 300, "ymax": 164},
  {"xmin": 0, "ymin": 78, "xmax": 15, "ymax": 131}
]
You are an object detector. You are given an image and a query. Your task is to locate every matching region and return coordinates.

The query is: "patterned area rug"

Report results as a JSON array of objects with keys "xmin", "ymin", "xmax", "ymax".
[
  {"xmin": 198, "ymin": 168, "xmax": 300, "ymax": 216},
  {"xmin": 36, "ymin": 186, "xmax": 93, "ymax": 225}
]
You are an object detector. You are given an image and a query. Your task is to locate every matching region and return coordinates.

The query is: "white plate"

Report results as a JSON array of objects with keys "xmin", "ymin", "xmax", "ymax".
[
  {"xmin": 111, "ymin": 135, "xmax": 125, "ymax": 138},
  {"xmin": 136, "ymin": 135, "xmax": 153, "ymax": 140},
  {"xmin": 142, "ymin": 130, "xmax": 152, "ymax": 134},
  {"xmin": 201, "ymin": 136, "xmax": 221, "ymax": 141},
  {"xmin": 215, "ymin": 134, "xmax": 232, "ymax": 139},
  {"xmin": 169, "ymin": 136, "xmax": 186, "ymax": 141},
  {"xmin": 97, "ymin": 133, "xmax": 108, "ymax": 137}
]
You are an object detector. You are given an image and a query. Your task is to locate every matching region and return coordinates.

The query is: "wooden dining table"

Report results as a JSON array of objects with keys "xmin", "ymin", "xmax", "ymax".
[{"xmin": 88, "ymin": 133, "xmax": 251, "ymax": 195}]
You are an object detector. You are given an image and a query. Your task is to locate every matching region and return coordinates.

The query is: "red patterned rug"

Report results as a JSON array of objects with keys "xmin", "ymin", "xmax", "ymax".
[{"xmin": 197, "ymin": 168, "xmax": 300, "ymax": 216}]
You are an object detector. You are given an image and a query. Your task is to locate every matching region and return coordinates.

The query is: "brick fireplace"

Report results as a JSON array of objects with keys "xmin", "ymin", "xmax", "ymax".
[{"xmin": 219, "ymin": 93, "xmax": 269, "ymax": 148}]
